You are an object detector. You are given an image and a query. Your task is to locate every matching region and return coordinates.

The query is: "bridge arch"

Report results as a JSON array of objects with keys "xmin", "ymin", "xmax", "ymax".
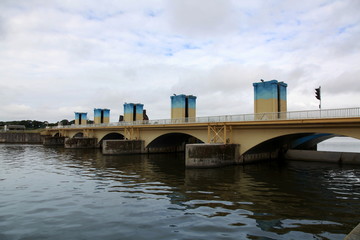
[
  {"xmin": 99, "ymin": 132, "xmax": 125, "ymax": 146},
  {"xmin": 146, "ymin": 132, "xmax": 203, "ymax": 153},
  {"xmin": 73, "ymin": 132, "xmax": 84, "ymax": 138},
  {"xmin": 242, "ymin": 131, "xmax": 360, "ymax": 157},
  {"xmin": 100, "ymin": 132, "xmax": 124, "ymax": 141},
  {"xmin": 291, "ymin": 133, "xmax": 338, "ymax": 150}
]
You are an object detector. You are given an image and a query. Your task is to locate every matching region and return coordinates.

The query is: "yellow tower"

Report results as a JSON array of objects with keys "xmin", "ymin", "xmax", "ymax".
[
  {"xmin": 253, "ymin": 80, "xmax": 287, "ymax": 118},
  {"xmin": 123, "ymin": 103, "xmax": 144, "ymax": 122},
  {"xmin": 94, "ymin": 108, "xmax": 110, "ymax": 124},
  {"xmin": 74, "ymin": 112, "xmax": 87, "ymax": 125},
  {"xmin": 171, "ymin": 94, "xmax": 197, "ymax": 121}
]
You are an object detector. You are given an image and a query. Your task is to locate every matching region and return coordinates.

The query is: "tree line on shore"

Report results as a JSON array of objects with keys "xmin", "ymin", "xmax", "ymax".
[{"xmin": 0, "ymin": 119, "xmax": 78, "ymax": 130}]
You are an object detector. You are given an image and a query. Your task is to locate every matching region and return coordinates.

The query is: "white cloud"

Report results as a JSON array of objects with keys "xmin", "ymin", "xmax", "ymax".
[
  {"xmin": 166, "ymin": 0, "xmax": 239, "ymax": 37},
  {"xmin": 0, "ymin": 0, "xmax": 359, "ymax": 122}
]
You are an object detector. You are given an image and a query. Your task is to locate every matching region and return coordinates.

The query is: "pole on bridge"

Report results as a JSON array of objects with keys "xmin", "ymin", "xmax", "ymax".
[{"xmin": 315, "ymin": 86, "xmax": 321, "ymax": 110}]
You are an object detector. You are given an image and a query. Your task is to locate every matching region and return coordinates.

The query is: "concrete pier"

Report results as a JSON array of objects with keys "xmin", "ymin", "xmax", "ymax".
[
  {"xmin": 185, "ymin": 144, "xmax": 240, "ymax": 168},
  {"xmin": 64, "ymin": 138, "xmax": 98, "ymax": 149},
  {"xmin": 285, "ymin": 149, "xmax": 360, "ymax": 165},
  {"xmin": 102, "ymin": 140, "xmax": 145, "ymax": 155},
  {"xmin": 147, "ymin": 145, "xmax": 185, "ymax": 153},
  {"xmin": 239, "ymin": 150, "xmax": 280, "ymax": 164},
  {"xmin": 43, "ymin": 136, "xmax": 65, "ymax": 146}
]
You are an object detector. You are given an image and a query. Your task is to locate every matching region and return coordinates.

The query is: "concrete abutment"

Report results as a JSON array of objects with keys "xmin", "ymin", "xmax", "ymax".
[
  {"xmin": 43, "ymin": 136, "xmax": 66, "ymax": 146},
  {"xmin": 102, "ymin": 140, "xmax": 145, "ymax": 155},
  {"xmin": 64, "ymin": 138, "xmax": 98, "ymax": 149},
  {"xmin": 285, "ymin": 149, "xmax": 360, "ymax": 165},
  {"xmin": 185, "ymin": 144, "xmax": 240, "ymax": 168}
]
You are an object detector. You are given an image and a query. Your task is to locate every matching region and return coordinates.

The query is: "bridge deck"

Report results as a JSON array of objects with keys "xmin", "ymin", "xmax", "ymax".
[
  {"xmin": 46, "ymin": 107, "xmax": 360, "ymax": 131},
  {"xmin": 41, "ymin": 108, "xmax": 360, "ymax": 157}
]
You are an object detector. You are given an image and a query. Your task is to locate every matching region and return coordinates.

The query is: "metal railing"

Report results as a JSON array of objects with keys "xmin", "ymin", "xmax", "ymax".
[{"xmin": 49, "ymin": 107, "xmax": 360, "ymax": 129}]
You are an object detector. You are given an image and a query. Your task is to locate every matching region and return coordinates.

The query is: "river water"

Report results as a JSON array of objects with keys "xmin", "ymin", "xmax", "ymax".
[{"xmin": 1, "ymin": 143, "xmax": 360, "ymax": 240}]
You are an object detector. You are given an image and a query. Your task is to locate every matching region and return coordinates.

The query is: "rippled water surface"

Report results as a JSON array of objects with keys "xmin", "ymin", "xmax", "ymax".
[{"xmin": 1, "ymin": 144, "xmax": 360, "ymax": 240}]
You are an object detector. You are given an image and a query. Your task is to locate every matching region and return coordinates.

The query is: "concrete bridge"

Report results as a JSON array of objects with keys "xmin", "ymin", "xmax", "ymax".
[{"xmin": 42, "ymin": 107, "xmax": 360, "ymax": 167}]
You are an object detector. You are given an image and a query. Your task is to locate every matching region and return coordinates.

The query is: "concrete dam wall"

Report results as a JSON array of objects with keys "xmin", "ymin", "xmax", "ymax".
[{"xmin": 0, "ymin": 132, "xmax": 44, "ymax": 144}]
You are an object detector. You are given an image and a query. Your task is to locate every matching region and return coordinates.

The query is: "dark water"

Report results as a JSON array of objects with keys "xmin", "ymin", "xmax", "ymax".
[{"xmin": 1, "ymin": 144, "xmax": 360, "ymax": 240}]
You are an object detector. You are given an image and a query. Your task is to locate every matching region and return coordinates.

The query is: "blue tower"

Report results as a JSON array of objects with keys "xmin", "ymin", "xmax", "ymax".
[
  {"xmin": 74, "ymin": 112, "xmax": 87, "ymax": 125},
  {"xmin": 253, "ymin": 80, "xmax": 287, "ymax": 115},
  {"xmin": 171, "ymin": 94, "xmax": 197, "ymax": 120},
  {"xmin": 94, "ymin": 108, "xmax": 110, "ymax": 124},
  {"xmin": 123, "ymin": 103, "xmax": 144, "ymax": 122}
]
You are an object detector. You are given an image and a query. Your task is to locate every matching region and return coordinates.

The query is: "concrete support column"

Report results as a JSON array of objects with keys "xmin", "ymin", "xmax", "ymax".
[
  {"xmin": 285, "ymin": 149, "xmax": 360, "ymax": 165},
  {"xmin": 102, "ymin": 140, "xmax": 145, "ymax": 155},
  {"xmin": 185, "ymin": 143, "xmax": 240, "ymax": 168},
  {"xmin": 64, "ymin": 138, "xmax": 98, "ymax": 148},
  {"xmin": 43, "ymin": 136, "xmax": 65, "ymax": 146}
]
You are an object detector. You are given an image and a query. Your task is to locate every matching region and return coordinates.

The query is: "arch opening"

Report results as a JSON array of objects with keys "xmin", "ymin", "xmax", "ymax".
[
  {"xmin": 244, "ymin": 133, "xmax": 312, "ymax": 156},
  {"xmin": 318, "ymin": 136, "xmax": 360, "ymax": 153},
  {"xmin": 147, "ymin": 133, "xmax": 203, "ymax": 153},
  {"xmin": 242, "ymin": 132, "xmax": 360, "ymax": 163},
  {"xmin": 99, "ymin": 132, "xmax": 125, "ymax": 145},
  {"xmin": 291, "ymin": 133, "xmax": 337, "ymax": 150},
  {"xmin": 73, "ymin": 132, "xmax": 84, "ymax": 138}
]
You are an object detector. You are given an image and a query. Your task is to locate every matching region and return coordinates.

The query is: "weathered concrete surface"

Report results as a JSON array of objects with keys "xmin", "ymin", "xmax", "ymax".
[
  {"xmin": 344, "ymin": 223, "xmax": 360, "ymax": 240},
  {"xmin": 239, "ymin": 150, "xmax": 280, "ymax": 164},
  {"xmin": 186, "ymin": 144, "xmax": 240, "ymax": 168},
  {"xmin": 64, "ymin": 138, "xmax": 98, "ymax": 149},
  {"xmin": 147, "ymin": 145, "xmax": 185, "ymax": 153},
  {"xmin": 43, "ymin": 136, "xmax": 65, "ymax": 146},
  {"xmin": 0, "ymin": 132, "xmax": 44, "ymax": 143},
  {"xmin": 285, "ymin": 149, "xmax": 360, "ymax": 164},
  {"xmin": 102, "ymin": 140, "xmax": 145, "ymax": 155}
]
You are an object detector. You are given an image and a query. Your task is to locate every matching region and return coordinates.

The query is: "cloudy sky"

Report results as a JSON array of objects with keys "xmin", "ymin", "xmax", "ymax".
[{"xmin": 1, "ymin": 0, "xmax": 359, "ymax": 122}]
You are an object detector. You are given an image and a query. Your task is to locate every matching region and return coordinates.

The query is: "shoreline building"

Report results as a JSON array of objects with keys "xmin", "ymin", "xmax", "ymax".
[
  {"xmin": 171, "ymin": 94, "xmax": 197, "ymax": 121},
  {"xmin": 253, "ymin": 80, "xmax": 287, "ymax": 119},
  {"xmin": 74, "ymin": 112, "xmax": 87, "ymax": 125},
  {"xmin": 94, "ymin": 108, "xmax": 110, "ymax": 124}
]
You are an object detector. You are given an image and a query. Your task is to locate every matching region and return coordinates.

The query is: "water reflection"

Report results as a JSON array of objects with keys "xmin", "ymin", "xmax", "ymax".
[
  {"xmin": 61, "ymin": 149, "xmax": 359, "ymax": 237},
  {"xmin": 1, "ymin": 145, "xmax": 359, "ymax": 240}
]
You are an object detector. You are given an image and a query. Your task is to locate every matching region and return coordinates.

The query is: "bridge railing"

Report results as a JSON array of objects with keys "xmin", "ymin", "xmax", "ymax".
[{"xmin": 51, "ymin": 107, "xmax": 360, "ymax": 129}]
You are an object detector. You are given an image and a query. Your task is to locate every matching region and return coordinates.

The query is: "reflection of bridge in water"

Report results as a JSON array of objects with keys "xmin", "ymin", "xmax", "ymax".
[
  {"xmin": 47, "ymin": 149, "xmax": 360, "ymax": 237},
  {"xmin": 43, "ymin": 107, "xmax": 360, "ymax": 167}
]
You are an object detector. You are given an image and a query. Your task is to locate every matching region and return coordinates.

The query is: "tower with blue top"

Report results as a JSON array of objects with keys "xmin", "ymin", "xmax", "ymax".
[
  {"xmin": 171, "ymin": 94, "xmax": 197, "ymax": 120},
  {"xmin": 94, "ymin": 108, "xmax": 110, "ymax": 124},
  {"xmin": 253, "ymin": 80, "xmax": 287, "ymax": 116},
  {"xmin": 123, "ymin": 103, "xmax": 144, "ymax": 122},
  {"xmin": 74, "ymin": 112, "xmax": 87, "ymax": 125}
]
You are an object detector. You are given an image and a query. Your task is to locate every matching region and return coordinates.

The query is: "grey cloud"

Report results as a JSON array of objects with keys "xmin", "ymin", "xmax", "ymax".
[
  {"xmin": 0, "ymin": 16, "xmax": 6, "ymax": 40},
  {"xmin": 325, "ymin": 70, "xmax": 360, "ymax": 94},
  {"xmin": 166, "ymin": 0, "xmax": 240, "ymax": 37}
]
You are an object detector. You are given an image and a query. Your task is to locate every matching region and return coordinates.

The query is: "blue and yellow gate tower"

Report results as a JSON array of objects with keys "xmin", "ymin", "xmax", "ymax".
[
  {"xmin": 253, "ymin": 80, "xmax": 287, "ymax": 116},
  {"xmin": 74, "ymin": 112, "xmax": 87, "ymax": 125},
  {"xmin": 94, "ymin": 108, "xmax": 110, "ymax": 124},
  {"xmin": 171, "ymin": 94, "xmax": 197, "ymax": 120},
  {"xmin": 123, "ymin": 103, "xmax": 144, "ymax": 122}
]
